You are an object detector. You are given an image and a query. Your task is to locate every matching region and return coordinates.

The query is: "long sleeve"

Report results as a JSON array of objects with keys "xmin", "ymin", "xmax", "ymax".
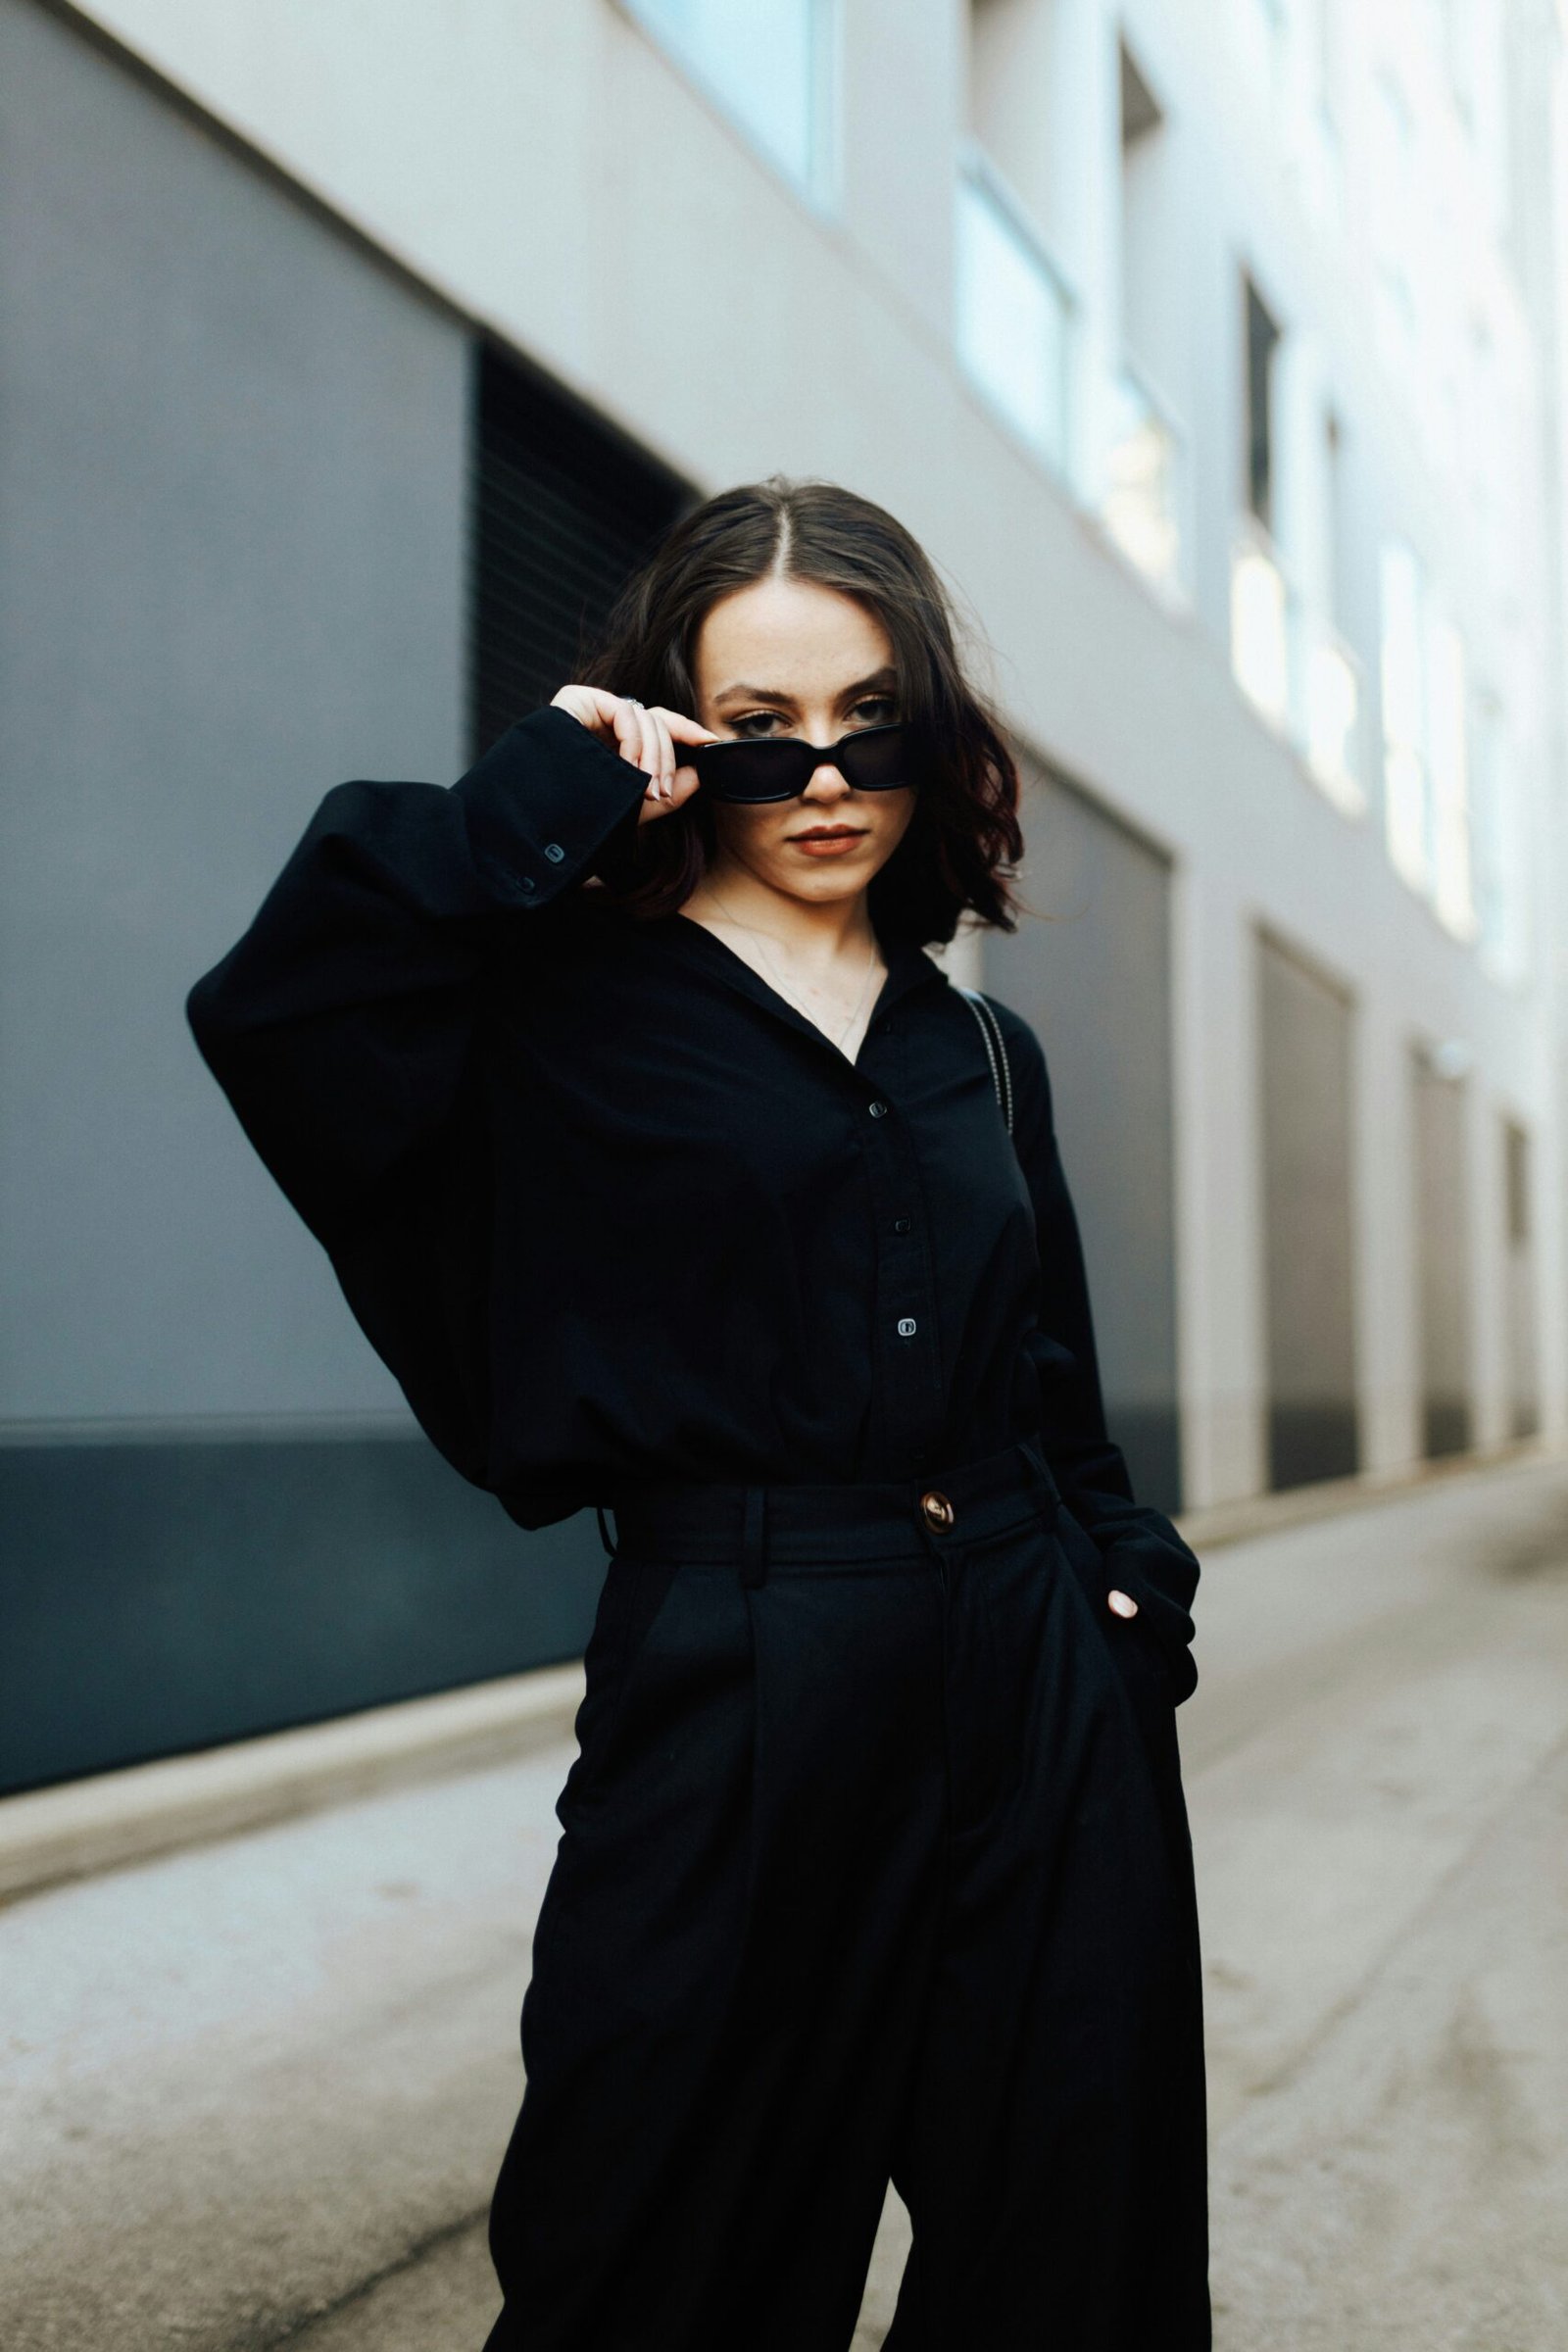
[
  {"xmin": 185, "ymin": 705, "xmax": 650, "ymax": 1492},
  {"xmin": 187, "ymin": 705, "xmax": 650, "ymax": 1249},
  {"xmin": 998, "ymin": 1004, "xmax": 1201, "ymax": 1684}
]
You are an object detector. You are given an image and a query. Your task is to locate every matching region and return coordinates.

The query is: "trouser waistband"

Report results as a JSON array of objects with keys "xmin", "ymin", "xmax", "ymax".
[{"xmin": 594, "ymin": 1436, "xmax": 1061, "ymax": 1588}]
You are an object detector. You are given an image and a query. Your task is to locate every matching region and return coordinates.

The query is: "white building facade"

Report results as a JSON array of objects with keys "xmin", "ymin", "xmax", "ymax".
[{"xmin": 3, "ymin": 0, "xmax": 1566, "ymax": 1781}]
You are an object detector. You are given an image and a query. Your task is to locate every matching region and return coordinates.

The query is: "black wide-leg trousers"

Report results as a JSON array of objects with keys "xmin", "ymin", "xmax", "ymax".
[{"xmin": 482, "ymin": 1439, "xmax": 1210, "ymax": 2351}]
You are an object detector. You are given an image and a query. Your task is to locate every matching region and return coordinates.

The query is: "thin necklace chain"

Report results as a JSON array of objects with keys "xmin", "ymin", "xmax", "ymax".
[{"xmin": 701, "ymin": 884, "xmax": 882, "ymax": 1053}]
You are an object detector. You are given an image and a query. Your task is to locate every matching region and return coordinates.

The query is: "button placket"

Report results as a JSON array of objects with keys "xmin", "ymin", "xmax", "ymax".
[{"xmin": 854, "ymin": 1069, "xmax": 944, "ymax": 1471}]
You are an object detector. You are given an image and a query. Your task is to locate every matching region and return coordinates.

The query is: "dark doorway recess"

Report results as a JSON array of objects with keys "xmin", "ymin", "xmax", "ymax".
[
  {"xmin": 984, "ymin": 757, "xmax": 1182, "ymax": 1515},
  {"xmin": 468, "ymin": 340, "xmax": 696, "ymax": 759},
  {"xmin": 1412, "ymin": 1043, "xmax": 1474, "ymax": 1459},
  {"xmin": 1257, "ymin": 928, "xmax": 1360, "ymax": 1491}
]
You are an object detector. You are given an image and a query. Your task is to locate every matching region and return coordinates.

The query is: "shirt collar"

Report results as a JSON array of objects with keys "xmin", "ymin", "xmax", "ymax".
[{"xmin": 651, "ymin": 912, "xmax": 950, "ymax": 1062}]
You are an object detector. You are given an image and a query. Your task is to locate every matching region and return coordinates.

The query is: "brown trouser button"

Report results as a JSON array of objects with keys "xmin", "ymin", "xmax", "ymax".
[{"xmin": 920, "ymin": 1489, "xmax": 956, "ymax": 1530}]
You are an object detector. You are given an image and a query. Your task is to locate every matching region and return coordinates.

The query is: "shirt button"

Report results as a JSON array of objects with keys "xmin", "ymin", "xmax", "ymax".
[
  {"xmin": 897, "ymin": 1316, "xmax": 917, "ymax": 1338},
  {"xmin": 868, "ymin": 1100, "xmax": 889, "ymax": 1118},
  {"xmin": 893, "ymin": 1215, "xmax": 911, "ymax": 1235},
  {"xmin": 543, "ymin": 842, "xmax": 565, "ymax": 862}
]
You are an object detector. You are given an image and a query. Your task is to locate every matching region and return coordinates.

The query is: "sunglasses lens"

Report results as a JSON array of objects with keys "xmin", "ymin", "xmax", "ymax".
[
  {"xmin": 838, "ymin": 723, "xmax": 917, "ymax": 790},
  {"xmin": 691, "ymin": 741, "xmax": 801, "ymax": 803},
  {"xmin": 692, "ymin": 721, "xmax": 925, "ymax": 802}
]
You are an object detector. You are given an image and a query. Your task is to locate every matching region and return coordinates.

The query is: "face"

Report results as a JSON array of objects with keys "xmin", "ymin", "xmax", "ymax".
[{"xmin": 688, "ymin": 575, "xmax": 919, "ymax": 903}]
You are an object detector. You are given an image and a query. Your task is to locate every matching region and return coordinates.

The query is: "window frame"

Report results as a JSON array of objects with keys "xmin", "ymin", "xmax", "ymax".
[{"xmin": 614, "ymin": 0, "xmax": 842, "ymax": 216}]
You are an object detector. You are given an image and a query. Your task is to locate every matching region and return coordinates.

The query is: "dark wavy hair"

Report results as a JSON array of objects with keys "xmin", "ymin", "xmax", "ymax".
[{"xmin": 569, "ymin": 474, "xmax": 1030, "ymax": 949}]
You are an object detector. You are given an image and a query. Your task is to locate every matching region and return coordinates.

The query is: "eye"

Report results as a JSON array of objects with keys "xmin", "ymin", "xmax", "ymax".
[{"xmin": 727, "ymin": 695, "xmax": 897, "ymax": 739}]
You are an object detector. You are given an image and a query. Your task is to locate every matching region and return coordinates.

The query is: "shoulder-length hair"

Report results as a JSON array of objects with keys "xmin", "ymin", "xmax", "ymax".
[{"xmin": 569, "ymin": 474, "xmax": 1029, "ymax": 949}]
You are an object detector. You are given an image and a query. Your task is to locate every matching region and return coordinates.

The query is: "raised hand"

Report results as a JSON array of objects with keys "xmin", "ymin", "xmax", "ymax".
[{"xmin": 550, "ymin": 686, "xmax": 719, "ymax": 824}]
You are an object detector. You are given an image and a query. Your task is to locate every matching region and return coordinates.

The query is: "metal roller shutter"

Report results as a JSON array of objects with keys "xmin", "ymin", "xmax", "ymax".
[{"xmin": 467, "ymin": 338, "xmax": 696, "ymax": 759}]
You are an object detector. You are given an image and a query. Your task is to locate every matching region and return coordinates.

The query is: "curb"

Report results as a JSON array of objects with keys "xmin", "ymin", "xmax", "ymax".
[
  {"xmin": 5, "ymin": 1440, "xmax": 1563, "ymax": 1909},
  {"xmin": 0, "ymin": 1661, "xmax": 585, "ymax": 1907},
  {"xmin": 1174, "ymin": 1435, "xmax": 1563, "ymax": 1553}
]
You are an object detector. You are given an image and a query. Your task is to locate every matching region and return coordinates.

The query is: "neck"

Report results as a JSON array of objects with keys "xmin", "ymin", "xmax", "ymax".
[{"xmin": 683, "ymin": 861, "xmax": 879, "ymax": 962}]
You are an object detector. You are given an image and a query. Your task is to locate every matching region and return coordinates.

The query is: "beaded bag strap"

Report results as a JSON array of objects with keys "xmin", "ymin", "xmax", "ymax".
[{"xmin": 955, "ymin": 985, "xmax": 1013, "ymax": 1139}]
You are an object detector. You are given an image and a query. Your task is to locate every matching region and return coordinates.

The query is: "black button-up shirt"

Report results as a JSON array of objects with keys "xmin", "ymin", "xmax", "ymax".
[{"xmin": 187, "ymin": 705, "xmax": 1199, "ymax": 1636}]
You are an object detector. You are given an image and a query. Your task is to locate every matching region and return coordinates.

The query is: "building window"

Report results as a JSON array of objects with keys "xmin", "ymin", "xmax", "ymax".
[
  {"xmin": 1427, "ymin": 614, "xmax": 1476, "ymax": 939},
  {"xmin": 1371, "ymin": 68, "xmax": 1418, "ymax": 351},
  {"xmin": 1230, "ymin": 275, "xmax": 1293, "ymax": 731},
  {"xmin": 1378, "ymin": 538, "xmax": 1478, "ymax": 936},
  {"xmin": 1470, "ymin": 687, "xmax": 1529, "ymax": 987},
  {"xmin": 955, "ymin": 143, "xmax": 1074, "ymax": 477},
  {"xmin": 1379, "ymin": 537, "xmax": 1431, "ymax": 892},
  {"xmin": 1244, "ymin": 275, "xmax": 1281, "ymax": 534},
  {"xmin": 1382, "ymin": 538, "xmax": 1476, "ymax": 931},
  {"xmin": 1437, "ymin": 0, "xmax": 1479, "ymax": 133},
  {"xmin": 1300, "ymin": 406, "xmax": 1366, "ymax": 813},
  {"xmin": 957, "ymin": 2, "xmax": 1076, "ymax": 481},
  {"xmin": 1295, "ymin": 0, "xmax": 1345, "ymax": 229},
  {"xmin": 1105, "ymin": 41, "xmax": 1186, "ymax": 599},
  {"xmin": 1102, "ymin": 363, "xmax": 1183, "ymax": 597},
  {"xmin": 620, "ymin": 0, "xmax": 838, "ymax": 206},
  {"xmin": 1463, "ymin": 311, "xmax": 1495, "ymax": 527},
  {"xmin": 1232, "ymin": 393, "xmax": 1366, "ymax": 813},
  {"xmin": 467, "ymin": 342, "xmax": 693, "ymax": 761},
  {"xmin": 1231, "ymin": 514, "xmax": 1294, "ymax": 732}
]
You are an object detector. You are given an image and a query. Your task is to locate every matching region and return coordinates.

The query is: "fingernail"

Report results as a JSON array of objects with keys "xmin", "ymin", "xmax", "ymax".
[{"xmin": 1107, "ymin": 1591, "xmax": 1139, "ymax": 1618}]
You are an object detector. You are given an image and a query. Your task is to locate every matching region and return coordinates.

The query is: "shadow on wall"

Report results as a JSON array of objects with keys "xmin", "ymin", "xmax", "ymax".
[{"xmin": 0, "ymin": 1435, "xmax": 608, "ymax": 1795}]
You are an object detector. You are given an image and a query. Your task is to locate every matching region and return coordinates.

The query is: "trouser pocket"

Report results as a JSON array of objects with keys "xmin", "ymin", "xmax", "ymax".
[
  {"xmin": 566, "ymin": 1552, "xmax": 681, "ymax": 1809},
  {"xmin": 1052, "ymin": 1502, "xmax": 1198, "ymax": 1710}
]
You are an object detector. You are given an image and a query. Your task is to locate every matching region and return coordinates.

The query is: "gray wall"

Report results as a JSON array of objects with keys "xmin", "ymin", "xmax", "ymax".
[
  {"xmin": 0, "ymin": 0, "xmax": 466, "ymax": 1425},
  {"xmin": 984, "ymin": 758, "xmax": 1181, "ymax": 1513},
  {"xmin": 0, "ymin": 0, "xmax": 604, "ymax": 1790},
  {"xmin": 1256, "ymin": 930, "xmax": 1360, "ymax": 1488}
]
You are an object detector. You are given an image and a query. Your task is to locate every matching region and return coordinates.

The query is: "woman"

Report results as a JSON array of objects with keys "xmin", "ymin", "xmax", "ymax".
[{"xmin": 187, "ymin": 474, "xmax": 1209, "ymax": 2351}]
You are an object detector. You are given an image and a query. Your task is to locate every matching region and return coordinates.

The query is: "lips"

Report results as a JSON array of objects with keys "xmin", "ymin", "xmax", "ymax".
[{"xmin": 792, "ymin": 827, "xmax": 866, "ymax": 841}]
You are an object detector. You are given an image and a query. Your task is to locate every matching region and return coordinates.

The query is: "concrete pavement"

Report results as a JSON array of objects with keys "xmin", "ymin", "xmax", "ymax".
[{"xmin": 4, "ymin": 1450, "xmax": 1566, "ymax": 2349}]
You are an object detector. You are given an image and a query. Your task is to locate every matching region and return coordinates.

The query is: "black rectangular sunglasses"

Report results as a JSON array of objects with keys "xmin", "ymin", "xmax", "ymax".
[{"xmin": 679, "ymin": 719, "xmax": 930, "ymax": 805}]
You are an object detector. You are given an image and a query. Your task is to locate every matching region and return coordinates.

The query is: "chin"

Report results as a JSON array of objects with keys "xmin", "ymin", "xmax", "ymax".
[{"xmin": 781, "ymin": 859, "xmax": 879, "ymax": 896}]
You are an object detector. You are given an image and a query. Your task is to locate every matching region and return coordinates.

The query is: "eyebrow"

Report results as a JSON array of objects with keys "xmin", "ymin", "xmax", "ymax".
[{"xmin": 710, "ymin": 666, "xmax": 899, "ymax": 708}]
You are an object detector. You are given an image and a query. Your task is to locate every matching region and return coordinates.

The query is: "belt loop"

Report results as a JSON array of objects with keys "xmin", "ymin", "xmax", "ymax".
[
  {"xmin": 595, "ymin": 1502, "xmax": 618, "ymax": 1559},
  {"xmin": 740, "ymin": 1485, "xmax": 768, "ymax": 1590},
  {"xmin": 1017, "ymin": 1436, "xmax": 1061, "ymax": 1525}
]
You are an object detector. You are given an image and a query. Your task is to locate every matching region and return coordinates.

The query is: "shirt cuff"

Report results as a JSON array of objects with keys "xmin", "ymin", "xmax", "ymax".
[{"xmin": 453, "ymin": 704, "xmax": 653, "ymax": 910}]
